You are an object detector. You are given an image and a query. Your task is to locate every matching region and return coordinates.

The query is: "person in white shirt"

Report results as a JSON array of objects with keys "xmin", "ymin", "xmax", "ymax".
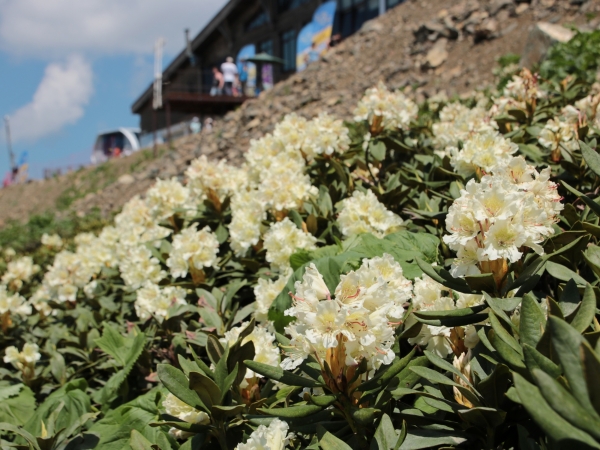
[{"xmin": 220, "ymin": 56, "xmax": 238, "ymax": 96}]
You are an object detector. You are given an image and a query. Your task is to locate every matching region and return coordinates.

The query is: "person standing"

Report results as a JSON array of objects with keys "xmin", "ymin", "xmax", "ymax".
[
  {"xmin": 220, "ymin": 56, "xmax": 238, "ymax": 96},
  {"xmin": 239, "ymin": 62, "xmax": 248, "ymax": 96},
  {"xmin": 210, "ymin": 67, "xmax": 224, "ymax": 96}
]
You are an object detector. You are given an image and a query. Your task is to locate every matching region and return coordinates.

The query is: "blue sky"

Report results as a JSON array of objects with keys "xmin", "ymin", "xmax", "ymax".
[{"xmin": 0, "ymin": 0, "xmax": 228, "ymax": 179}]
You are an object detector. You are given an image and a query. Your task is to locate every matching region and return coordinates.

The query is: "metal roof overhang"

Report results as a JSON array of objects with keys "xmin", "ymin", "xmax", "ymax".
[{"xmin": 131, "ymin": 0, "xmax": 246, "ymax": 114}]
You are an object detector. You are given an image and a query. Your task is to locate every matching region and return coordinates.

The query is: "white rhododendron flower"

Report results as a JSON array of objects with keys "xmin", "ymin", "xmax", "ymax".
[
  {"xmin": 263, "ymin": 218, "xmax": 317, "ymax": 270},
  {"xmin": 166, "ymin": 224, "xmax": 219, "ymax": 279},
  {"xmin": 448, "ymin": 131, "xmax": 518, "ymax": 178},
  {"xmin": 433, "ymin": 103, "xmax": 497, "ymax": 150},
  {"xmin": 119, "ymin": 246, "xmax": 166, "ymax": 289},
  {"xmin": 491, "ymin": 68, "xmax": 545, "ymax": 115},
  {"xmin": 538, "ymin": 109, "xmax": 579, "ymax": 153},
  {"xmin": 145, "ymin": 178, "xmax": 193, "ymax": 220},
  {"xmin": 221, "ymin": 322, "xmax": 280, "ymax": 382},
  {"xmin": 114, "ymin": 195, "xmax": 172, "ymax": 248},
  {"xmin": 163, "ymin": 393, "xmax": 209, "ymax": 424},
  {"xmin": 254, "ymin": 269, "xmax": 292, "ymax": 323},
  {"xmin": 354, "ymin": 81, "xmax": 418, "ymax": 132},
  {"xmin": 282, "ymin": 255, "xmax": 412, "ymax": 371},
  {"xmin": 186, "ymin": 155, "xmax": 248, "ymax": 203},
  {"xmin": 444, "ymin": 156, "xmax": 563, "ymax": 275},
  {"xmin": 337, "ymin": 190, "xmax": 404, "ymax": 238},
  {"xmin": 0, "ymin": 285, "xmax": 31, "ymax": 317},
  {"xmin": 41, "ymin": 233, "xmax": 63, "ymax": 250},
  {"xmin": 4, "ymin": 343, "xmax": 41, "ymax": 367},
  {"xmin": 302, "ymin": 112, "xmax": 350, "ymax": 159},
  {"xmin": 229, "ymin": 190, "xmax": 267, "ymax": 256},
  {"xmin": 134, "ymin": 281, "xmax": 187, "ymax": 321},
  {"xmin": 235, "ymin": 418, "xmax": 293, "ymax": 450},
  {"xmin": 1, "ymin": 256, "xmax": 40, "ymax": 290}
]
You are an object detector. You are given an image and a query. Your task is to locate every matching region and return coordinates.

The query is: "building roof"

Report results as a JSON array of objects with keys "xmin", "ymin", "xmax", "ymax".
[{"xmin": 131, "ymin": 0, "xmax": 246, "ymax": 114}]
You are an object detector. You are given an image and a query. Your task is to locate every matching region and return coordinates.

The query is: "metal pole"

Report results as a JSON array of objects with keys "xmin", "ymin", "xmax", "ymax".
[
  {"xmin": 379, "ymin": 0, "xmax": 386, "ymax": 16},
  {"xmin": 152, "ymin": 37, "xmax": 165, "ymax": 157},
  {"xmin": 4, "ymin": 116, "xmax": 15, "ymax": 171}
]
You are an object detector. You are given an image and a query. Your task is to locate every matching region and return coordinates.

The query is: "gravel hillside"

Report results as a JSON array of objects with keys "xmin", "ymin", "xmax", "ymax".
[{"xmin": 0, "ymin": 0, "xmax": 597, "ymax": 224}]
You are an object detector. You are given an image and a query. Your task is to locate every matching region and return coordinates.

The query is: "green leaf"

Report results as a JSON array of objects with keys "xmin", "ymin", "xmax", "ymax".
[
  {"xmin": 0, "ymin": 384, "xmax": 35, "ymax": 426},
  {"xmin": 513, "ymin": 373, "xmax": 600, "ymax": 449},
  {"xmin": 369, "ymin": 141, "xmax": 387, "ymax": 161},
  {"xmin": 130, "ymin": 429, "xmax": 154, "ymax": 450},
  {"xmin": 583, "ymin": 245, "xmax": 600, "ymax": 279},
  {"xmin": 415, "ymin": 257, "xmax": 472, "ymax": 294},
  {"xmin": 561, "ymin": 181, "xmax": 600, "ymax": 218},
  {"xmin": 319, "ymin": 431, "xmax": 353, "ymax": 450},
  {"xmin": 546, "ymin": 261, "xmax": 587, "ymax": 286},
  {"xmin": 371, "ymin": 413, "xmax": 402, "ymax": 450},
  {"xmin": 581, "ymin": 341, "xmax": 600, "ymax": 415},
  {"xmin": 352, "ymin": 408, "xmax": 380, "ymax": 426},
  {"xmin": 359, "ymin": 348, "xmax": 416, "ymax": 393},
  {"xmin": 157, "ymin": 364, "xmax": 207, "ymax": 412},
  {"xmin": 532, "ymin": 368, "xmax": 600, "ymax": 440},
  {"xmin": 423, "ymin": 351, "xmax": 474, "ymax": 390},
  {"xmin": 408, "ymin": 367, "xmax": 461, "ymax": 388},
  {"xmin": 581, "ymin": 139, "xmax": 600, "ymax": 177},
  {"xmin": 398, "ymin": 429, "xmax": 468, "ymax": 450},
  {"xmin": 457, "ymin": 407, "xmax": 506, "ymax": 430},
  {"xmin": 258, "ymin": 404, "xmax": 322, "ymax": 418},
  {"xmin": 520, "ymin": 294, "xmax": 546, "ymax": 347},
  {"xmin": 94, "ymin": 324, "xmax": 128, "ymax": 366},
  {"xmin": 23, "ymin": 379, "xmax": 91, "ymax": 438},
  {"xmin": 0, "ymin": 423, "xmax": 41, "ymax": 450},
  {"xmin": 548, "ymin": 316, "xmax": 598, "ymax": 417},
  {"xmin": 571, "ymin": 284, "xmax": 597, "ymax": 332},
  {"xmin": 523, "ymin": 344, "xmax": 561, "ymax": 378},
  {"xmin": 244, "ymin": 360, "xmax": 321, "ymax": 388},
  {"xmin": 188, "ymin": 371, "xmax": 221, "ymax": 408},
  {"xmin": 489, "ymin": 311, "xmax": 522, "ymax": 356},
  {"xmin": 487, "ymin": 329, "xmax": 525, "ymax": 371}
]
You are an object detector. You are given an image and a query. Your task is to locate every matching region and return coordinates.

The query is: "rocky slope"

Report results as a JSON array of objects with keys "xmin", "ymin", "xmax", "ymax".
[{"xmin": 0, "ymin": 0, "xmax": 597, "ymax": 224}]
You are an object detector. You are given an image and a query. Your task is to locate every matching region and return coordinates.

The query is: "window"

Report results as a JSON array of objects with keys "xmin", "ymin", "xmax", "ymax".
[
  {"xmin": 259, "ymin": 39, "xmax": 273, "ymax": 55},
  {"xmin": 245, "ymin": 9, "xmax": 269, "ymax": 31},
  {"xmin": 337, "ymin": 0, "xmax": 379, "ymax": 38},
  {"xmin": 278, "ymin": 0, "xmax": 311, "ymax": 13},
  {"xmin": 280, "ymin": 29, "xmax": 296, "ymax": 71}
]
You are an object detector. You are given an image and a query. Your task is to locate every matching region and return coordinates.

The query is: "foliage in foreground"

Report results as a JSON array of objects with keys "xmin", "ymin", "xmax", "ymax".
[{"xmin": 3, "ymin": 30, "xmax": 600, "ymax": 450}]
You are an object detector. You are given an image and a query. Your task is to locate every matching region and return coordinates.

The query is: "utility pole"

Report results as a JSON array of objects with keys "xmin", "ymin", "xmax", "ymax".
[
  {"xmin": 4, "ymin": 116, "xmax": 15, "ymax": 172},
  {"xmin": 153, "ymin": 37, "xmax": 165, "ymax": 156}
]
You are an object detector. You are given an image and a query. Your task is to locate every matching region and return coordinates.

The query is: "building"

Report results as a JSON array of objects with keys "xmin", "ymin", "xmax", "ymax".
[{"xmin": 131, "ymin": 0, "xmax": 404, "ymax": 139}]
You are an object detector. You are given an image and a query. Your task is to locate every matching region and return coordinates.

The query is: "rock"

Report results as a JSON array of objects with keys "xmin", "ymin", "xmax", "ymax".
[
  {"xmin": 515, "ymin": 3, "xmax": 530, "ymax": 14},
  {"xmin": 474, "ymin": 18, "xmax": 499, "ymax": 42},
  {"xmin": 425, "ymin": 38, "xmax": 449, "ymax": 68},
  {"xmin": 520, "ymin": 21, "xmax": 575, "ymax": 68},
  {"xmin": 487, "ymin": 0, "xmax": 514, "ymax": 16},
  {"xmin": 360, "ymin": 19, "xmax": 384, "ymax": 34},
  {"xmin": 245, "ymin": 118, "xmax": 261, "ymax": 130},
  {"xmin": 118, "ymin": 174, "xmax": 135, "ymax": 185}
]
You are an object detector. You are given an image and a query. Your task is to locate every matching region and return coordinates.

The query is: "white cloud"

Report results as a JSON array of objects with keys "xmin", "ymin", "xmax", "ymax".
[
  {"xmin": 0, "ymin": 0, "xmax": 228, "ymax": 58},
  {"xmin": 8, "ymin": 55, "xmax": 93, "ymax": 143}
]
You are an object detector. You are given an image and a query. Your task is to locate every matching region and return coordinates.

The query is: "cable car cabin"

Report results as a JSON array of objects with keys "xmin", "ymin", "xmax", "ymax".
[{"xmin": 91, "ymin": 128, "xmax": 141, "ymax": 164}]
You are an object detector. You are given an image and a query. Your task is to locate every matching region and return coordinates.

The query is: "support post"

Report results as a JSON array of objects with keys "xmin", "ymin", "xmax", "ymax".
[
  {"xmin": 166, "ymin": 101, "xmax": 172, "ymax": 144},
  {"xmin": 379, "ymin": 0, "xmax": 386, "ymax": 16}
]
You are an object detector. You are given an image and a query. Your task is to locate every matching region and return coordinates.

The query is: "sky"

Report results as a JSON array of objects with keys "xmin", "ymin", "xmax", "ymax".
[{"xmin": 0, "ymin": 0, "xmax": 228, "ymax": 179}]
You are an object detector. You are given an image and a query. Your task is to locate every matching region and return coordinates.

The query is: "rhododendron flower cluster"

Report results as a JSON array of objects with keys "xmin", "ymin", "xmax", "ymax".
[
  {"xmin": 0, "ymin": 285, "xmax": 30, "ymax": 318},
  {"xmin": 119, "ymin": 246, "xmax": 166, "ymax": 289},
  {"xmin": 134, "ymin": 281, "xmax": 187, "ymax": 321},
  {"xmin": 40, "ymin": 233, "xmax": 63, "ymax": 250},
  {"xmin": 447, "ymin": 131, "xmax": 518, "ymax": 178},
  {"xmin": 353, "ymin": 81, "xmax": 418, "ymax": 133},
  {"xmin": 1, "ymin": 256, "xmax": 40, "ymax": 290},
  {"xmin": 337, "ymin": 189, "xmax": 404, "ymax": 238},
  {"xmin": 538, "ymin": 105, "xmax": 580, "ymax": 154},
  {"xmin": 444, "ymin": 156, "xmax": 563, "ymax": 278},
  {"xmin": 146, "ymin": 177, "xmax": 193, "ymax": 220},
  {"xmin": 4, "ymin": 343, "xmax": 41, "ymax": 367},
  {"xmin": 263, "ymin": 218, "xmax": 317, "ymax": 270},
  {"xmin": 433, "ymin": 102, "xmax": 497, "ymax": 150},
  {"xmin": 491, "ymin": 68, "xmax": 545, "ymax": 115},
  {"xmin": 282, "ymin": 255, "xmax": 412, "ymax": 372},
  {"xmin": 166, "ymin": 224, "xmax": 219, "ymax": 279},
  {"xmin": 235, "ymin": 418, "xmax": 292, "ymax": 450},
  {"xmin": 185, "ymin": 155, "xmax": 248, "ymax": 203}
]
